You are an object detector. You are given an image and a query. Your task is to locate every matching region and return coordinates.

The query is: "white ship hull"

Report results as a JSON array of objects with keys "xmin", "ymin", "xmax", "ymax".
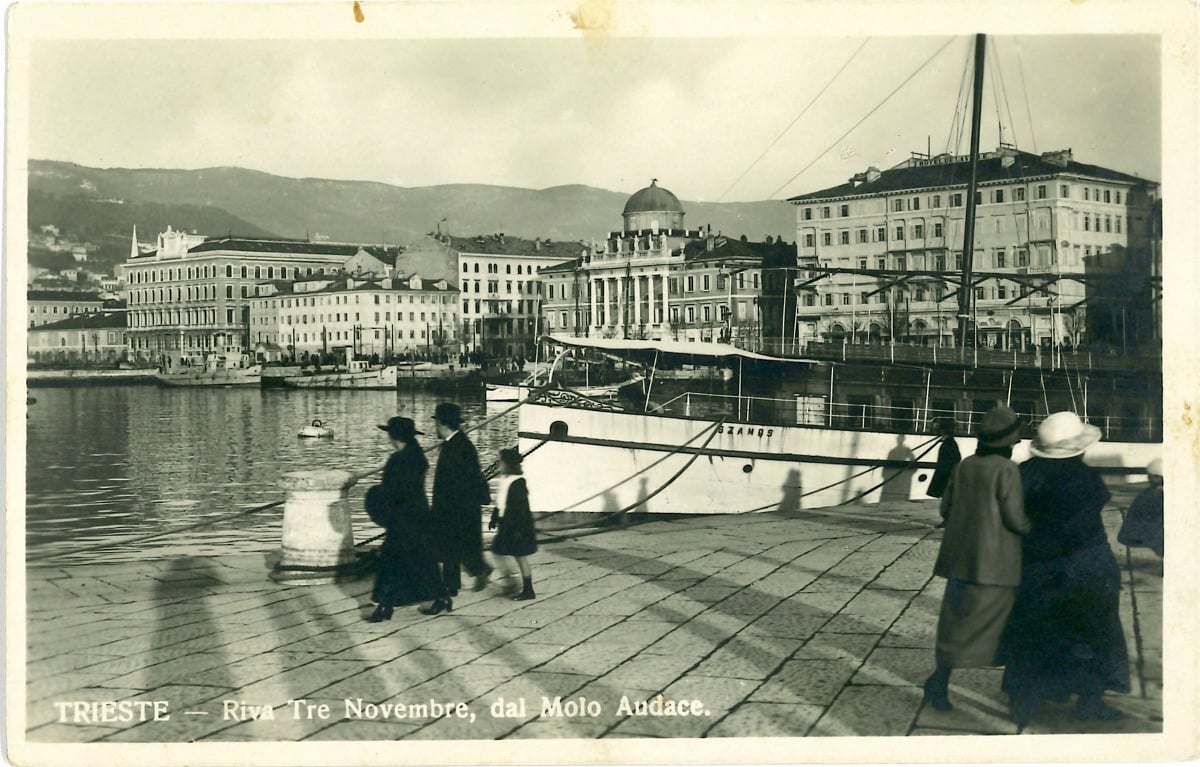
[
  {"xmin": 280, "ymin": 366, "xmax": 398, "ymax": 390},
  {"xmin": 155, "ymin": 366, "xmax": 262, "ymax": 387},
  {"xmin": 517, "ymin": 397, "xmax": 1157, "ymax": 514}
]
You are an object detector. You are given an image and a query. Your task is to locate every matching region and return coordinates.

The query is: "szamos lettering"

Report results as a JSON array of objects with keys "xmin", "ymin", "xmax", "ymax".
[{"xmin": 715, "ymin": 425, "xmax": 774, "ymax": 438}]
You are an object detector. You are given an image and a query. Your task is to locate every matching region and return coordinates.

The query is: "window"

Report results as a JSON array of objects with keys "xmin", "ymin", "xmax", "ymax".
[
  {"xmin": 473, "ymin": 263, "xmax": 480, "ymax": 273},
  {"xmin": 702, "ymin": 305, "xmax": 711, "ymax": 323},
  {"xmin": 1084, "ymin": 214, "xmax": 1091, "ymax": 232},
  {"xmin": 821, "ymin": 206, "xmax": 831, "ymax": 219},
  {"xmin": 1016, "ymin": 248, "xmax": 1029, "ymax": 267},
  {"xmin": 911, "ymin": 197, "xmax": 921, "ymax": 211},
  {"xmin": 1115, "ymin": 191, "xmax": 1122, "ymax": 204},
  {"xmin": 1093, "ymin": 188, "xmax": 1100, "ymax": 201},
  {"xmin": 913, "ymin": 224, "xmax": 924, "ymax": 239},
  {"xmin": 670, "ymin": 306, "xmax": 679, "ymax": 323},
  {"xmin": 839, "ymin": 204, "xmax": 849, "ymax": 217},
  {"xmin": 841, "ymin": 293, "xmax": 851, "ymax": 305},
  {"xmin": 955, "ymin": 252, "xmax": 964, "ymax": 270},
  {"xmin": 876, "ymin": 256, "xmax": 886, "ymax": 270},
  {"xmin": 975, "ymin": 287, "xmax": 985, "ymax": 300},
  {"xmin": 822, "ymin": 293, "xmax": 833, "ymax": 306},
  {"xmin": 686, "ymin": 276, "xmax": 695, "ymax": 292},
  {"xmin": 686, "ymin": 305, "xmax": 695, "ymax": 323},
  {"xmin": 839, "ymin": 231, "xmax": 850, "ymax": 245},
  {"xmin": 702, "ymin": 274, "xmax": 711, "ymax": 291},
  {"xmin": 505, "ymin": 264, "xmax": 511, "ymax": 274},
  {"xmin": 1084, "ymin": 188, "xmax": 1090, "ymax": 201},
  {"xmin": 752, "ymin": 274, "xmax": 759, "ymax": 289},
  {"xmin": 226, "ymin": 265, "xmax": 233, "ymax": 277},
  {"xmin": 934, "ymin": 222, "xmax": 943, "ymax": 238},
  {"xmin": 997, "ymin": 284, "xmax": 1008, "ymax": 300},
  {"xmin": 895, "ymin": 256, "xmax": 906, "ymax": 271},
  {"xmin": 857, "ymin": 229, "xmax": 868, "ymax": 244},
  {"xmin": 894, "ymin": 225, "xmax": 904, "ymax": 241},
  {"xmin": 932, "ymin": 194, "xmax": 941, "ymax": 208},
  {"xmin": 804, "ymin": 233, "xmax": 815, "ymax": 247},
  {"xmin": 935, "ymin": 254, "xmax": 946, "ymax": 271},
  {"xmin": 804, "ymin": 208, "xmax": 812, "ymax": 220},
  {"xmin": 951, "ymin": 193, "xmax": 963, "ymax": 207},
  {"xmin": 975, "ymin": 191, "xmax": 982, "ymax": 205},
  {"xmin": 1060, "ymin": 184, "xmax": 1070, "ymax": 198},
  {"xmin": 1104, "ymin": 216, "xmax": 1112, "ymax": 233},
  {"xmin": 560, "ymin": 311, "xmax": 567, "ymax": 327},
  {"xmin": 462, "ymin": 263, "xmax": 469, "ymax": 273},
  {"xmin": 858, "ymin": 257, "xmax": 868, "ymax": 269},
  {"xmin": 226, "ymin": 286, "xmax": 233, "ymax": 298},
  {"xmin": 1104, "ymin": 189, "xmax": 1111, "ymax": 203},
  {"xmin": 241, "ymin": 266, "xmax": 248, "ymax": 278},
  {"xmin": 716, "ymin": 273, "xmax": 726, "ymax": 290},
  {"xmin": 892, "ymin": 199, "xmax": 903, "ymax": 212},
  {"xmin": 1116, "ymin": 216, "xmax": 1122, "ymax": 234},
  {"xmin": 994, "ymin": 189, "xmax": 1005, "ymax": 204},
  {"xmin": 803, "ymin": 293, "xmax": 815, "ymax": 306},
  {"xmin": 995, "ymin": 249, "xmax": 1006, "ymax": 268},
  {"xmin": 822, "ymin": 232, "xmax": 832, "ymax": 246}
]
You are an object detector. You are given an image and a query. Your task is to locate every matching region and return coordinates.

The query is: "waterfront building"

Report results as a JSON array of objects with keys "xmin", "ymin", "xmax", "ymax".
[
  {"xmin": 123, "ymin": 226, "xmax": 402, "ymax": 361},
  {"xmin": 27, "ymin": 311, "xmax": 127, "ymax": 364},
  {"xmin": 27, "ymin": 289, "xmax": 105, "ymax": 328},
  {"xmin": 787, "ymin": 146, "xmax": 1160, "ymax": 352},
  {"xmin": 248, "ymin": 273, "xmax": 459, "ymax": 362},
  {"xmin": 538, "ymin": 180, "xmax": 797, "ymax": 350},
  {"xmin": 453, "ymin": 234, "xmax": 583, "ymax": 360}
]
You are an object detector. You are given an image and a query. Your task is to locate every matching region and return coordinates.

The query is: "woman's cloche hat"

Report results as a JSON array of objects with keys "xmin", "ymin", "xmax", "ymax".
[
  {"xmin": 378, "ymin": 416, "xmax": 423, "ymax": 441},
  {"xmin": 1029, "ymin": 411, "xmax": 1102, "ymax": 459},
  {"xmin": 977, "ymin": 405, "xmax": 1023, "ymax": 448}
]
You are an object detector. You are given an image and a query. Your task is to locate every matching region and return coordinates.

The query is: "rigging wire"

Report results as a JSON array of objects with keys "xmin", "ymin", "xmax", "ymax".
[
  {"xmin": 946, "ymin": 38, "xmax": 974, "ymax": 155},
  {"xmin": 767, "ymin": 36, "xmax": 958, "ymax": 201},
  {"xmin": 716, "ymin": 38, "xmax": 872, "ymax": 203},
  {"xmin": 1015, "ymin": 43, "xmax": 1039, "ymax": 154}
]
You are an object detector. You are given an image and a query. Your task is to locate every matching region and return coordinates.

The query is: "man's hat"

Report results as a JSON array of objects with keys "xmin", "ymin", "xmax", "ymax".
[{"xmin": 433, "ymin": 402, "xmax": 463, "ymax": 429}]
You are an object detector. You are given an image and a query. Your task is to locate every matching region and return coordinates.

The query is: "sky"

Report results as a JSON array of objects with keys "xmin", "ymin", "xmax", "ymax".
[{"xmin": 27, "ymin": 34, "xmax": 1160, "ymax": 202}]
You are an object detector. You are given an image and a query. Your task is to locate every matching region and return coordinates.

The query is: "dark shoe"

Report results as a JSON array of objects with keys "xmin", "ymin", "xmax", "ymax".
[
  {"xmin": 366, "ymin": 605, "xmax": 393, "ymax": 623},
  {"xmin": 1076, "ymin": 696, "xmax": 1124, "ymax": 721},
  {"xmin": 922, "ymin": 674, "xmax": 953, "ymax": 711},
  {"xmin": 513, "ymin": 576, "xmax": 535, "ymax": 601},
  {"xmin": 473, "ymin": 572, "xmax": 490, "ymax": 592},
  {"xmin": 446, "ymin": 589, "xmax": 459, "ymax": 597},
  {"xmin": 1010, "ymin": 695, "xmax": 1041, "ymax": 732},
  {"xmin": 418, "ymin": 598, "xmax": 453, "ymax": 616}
]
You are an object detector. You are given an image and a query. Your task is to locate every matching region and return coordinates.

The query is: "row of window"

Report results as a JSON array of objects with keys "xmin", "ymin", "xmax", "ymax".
[
  {"xmin": 28, "ymin": 331, "xmax": 125, "ymax": 346},
  {"xmin": 461, "ymin": 261, "xmax": 540, "ymax": 275},
  {"xmin": 130, "ymin": 309, "xmax": 237, "ymax": 327},
  {"xmin": 254, "ymin": 311, "xmax": 448, "ymax": 326},
  {"xmin": 460, "ymin": 299, "xmax": 539, "ymax": 316},
  {"xmin": 802, "ymin": 184, "xmax": 1125, "ymax": 220},
  {"xmin": 29, "ymin": 305, "xmax": 102, "ymax": 315},
  {"xmin": 461, "ymin": 280, "xmax": 540, "ymax": 296},
  {"xmin": 129, "ymin": 263, "xmax": 334, "ymax": 284},
  {"xmin": 258, "ymin": 328, "xmax": 436, "ymax": 343}
]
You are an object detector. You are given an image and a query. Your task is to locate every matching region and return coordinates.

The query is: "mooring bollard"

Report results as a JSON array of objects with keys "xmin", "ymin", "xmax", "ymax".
[{"xmin": 270, "ymin": 468, "xmax": 364, "ymax": 584}]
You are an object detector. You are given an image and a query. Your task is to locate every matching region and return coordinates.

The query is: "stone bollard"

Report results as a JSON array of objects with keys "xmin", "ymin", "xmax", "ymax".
[{"xmin": 270, "ymin": 469, "xmax": 365, "ymax": 584}]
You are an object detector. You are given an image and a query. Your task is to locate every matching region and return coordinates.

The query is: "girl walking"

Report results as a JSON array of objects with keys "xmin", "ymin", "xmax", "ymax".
[{"xmin": 488, "ymin": 448, "xmax": 538, "ymax": 601}]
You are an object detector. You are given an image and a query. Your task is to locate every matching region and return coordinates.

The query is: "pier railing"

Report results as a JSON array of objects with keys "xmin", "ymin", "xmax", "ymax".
[{"xmin": 654, "ymin": 391, "xmax": 1160, "ymax": 442}]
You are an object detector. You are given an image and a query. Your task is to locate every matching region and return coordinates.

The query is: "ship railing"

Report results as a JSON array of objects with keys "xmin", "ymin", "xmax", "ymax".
[
  {"xmin": 801, "ymin": 340, "xmax": 1160, "ymax": 372},
  {"xmin": 652, "ymin": 391, "xmax": 1161, "ymax": 442}
]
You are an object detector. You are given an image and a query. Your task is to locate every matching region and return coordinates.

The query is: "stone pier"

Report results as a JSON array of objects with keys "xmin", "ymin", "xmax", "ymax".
[{"xmin": 271, "ymin": 469, "xmax": 364, "ymax": 584}]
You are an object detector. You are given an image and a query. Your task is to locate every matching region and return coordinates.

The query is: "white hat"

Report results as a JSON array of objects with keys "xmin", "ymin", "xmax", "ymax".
[
  {"xmin": 1029, "ymin": 411, "xmax": 1102, "ymax": 459},
  {"xmin": 1146, "ymin": 457, "xmax": 1163, "ymax": 477}
]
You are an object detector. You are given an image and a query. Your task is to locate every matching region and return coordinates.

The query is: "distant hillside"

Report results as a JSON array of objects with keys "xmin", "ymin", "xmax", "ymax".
[{"xmin": 28, "ymin": 160, "xmax": 797, "ymax": 256}]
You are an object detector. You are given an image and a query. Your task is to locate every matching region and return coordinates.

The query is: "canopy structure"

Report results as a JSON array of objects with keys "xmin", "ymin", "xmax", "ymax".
[{"xmin": 543, "ymin": 334, "xmax": 816, "ymax": 365}]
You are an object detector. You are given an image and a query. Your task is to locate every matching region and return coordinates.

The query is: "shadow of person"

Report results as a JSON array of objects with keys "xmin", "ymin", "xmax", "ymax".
[
  {"xmin": 879, "ymin": 434, "xmax": 917, "ymax": 502},
  {"xmin": 777, "ymin": 467, "xmax": 802, "ymax": 514}
]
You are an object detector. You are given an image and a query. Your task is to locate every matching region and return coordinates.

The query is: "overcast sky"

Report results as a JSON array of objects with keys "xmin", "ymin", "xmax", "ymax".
[{"xmin": 28, "ymin": 34, "xmax": 1160, "ymax": 201}]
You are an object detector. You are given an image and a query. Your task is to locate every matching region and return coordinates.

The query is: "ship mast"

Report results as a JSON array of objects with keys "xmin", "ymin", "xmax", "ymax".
[{"xmin": 956, "ymin": 33, "xmax": 987, "ymax": 349}]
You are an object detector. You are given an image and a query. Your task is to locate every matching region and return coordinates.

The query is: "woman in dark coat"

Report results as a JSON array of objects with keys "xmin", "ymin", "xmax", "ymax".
[
  {"xmin": 365, "ymin": 416, "xmax": 445, "ymax": 622},
  {"xmin": 488, "ymin": 448, "xmax": 538, "ymax": 601},
  {"xmin": 999, "ymin": 411, "xmax": 1130, "ymax": 728},
  {"xmin": 1118, "ymin": 457, "xmax": 1164, "ymax": 559},
  {"xmin": 927, "ymin": 418, "xmax": 962, "ymax": 500},
  {"xmin": 924, "ymin": 405, "xmax": 1031, "ymax": 711}
]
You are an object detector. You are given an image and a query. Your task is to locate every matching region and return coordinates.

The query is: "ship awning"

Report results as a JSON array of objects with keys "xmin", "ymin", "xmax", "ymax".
[{"xmin": 543, "ymin": 334, "xmax": 817, "ymax": 365}]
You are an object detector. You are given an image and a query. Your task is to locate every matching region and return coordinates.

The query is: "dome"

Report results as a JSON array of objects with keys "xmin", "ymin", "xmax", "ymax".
[{"xmin": 622, "ymin": 179, "xmax": 684, "ymax": 216}]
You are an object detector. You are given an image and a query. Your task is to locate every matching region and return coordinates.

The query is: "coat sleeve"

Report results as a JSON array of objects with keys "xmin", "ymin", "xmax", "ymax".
[{"xmin": 997, "ymin": 462, "xmax": 1032, "ymax": 535}]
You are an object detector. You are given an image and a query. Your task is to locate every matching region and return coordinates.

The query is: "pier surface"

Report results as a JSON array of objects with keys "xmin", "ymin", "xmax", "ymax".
[{"xmin": 25, "ymin": 492, "xmax": 1161, "ymax": 742}]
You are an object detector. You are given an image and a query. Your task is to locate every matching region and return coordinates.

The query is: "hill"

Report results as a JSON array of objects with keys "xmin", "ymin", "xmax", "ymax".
[{"xmin": 28, "ymin": 160, "xmax": 797, "ymax": 257}]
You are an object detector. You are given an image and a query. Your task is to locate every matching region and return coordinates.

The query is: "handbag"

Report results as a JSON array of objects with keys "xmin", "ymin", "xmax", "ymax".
[{"xmin": 365, "ymin": 484, "xmax": 397, "ymax": 527}]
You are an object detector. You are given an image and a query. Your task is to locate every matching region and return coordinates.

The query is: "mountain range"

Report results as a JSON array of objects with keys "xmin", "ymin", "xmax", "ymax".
[{"xmin": 27, "ymin": 159, "xmax": 797, "ymax": 273}]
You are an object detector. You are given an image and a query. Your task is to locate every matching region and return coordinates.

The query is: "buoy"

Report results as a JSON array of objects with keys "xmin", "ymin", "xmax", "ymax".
[{"xmin": 298, "ymin": 419, "xmax": 334, "ymax": 439}]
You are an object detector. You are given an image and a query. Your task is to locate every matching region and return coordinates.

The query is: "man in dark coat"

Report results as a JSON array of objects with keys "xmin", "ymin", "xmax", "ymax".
[
  {"xmin": 423, "ymin": 402, "xmax": 493, "ymax": 612},
  {"xmin": 927, "ymin": 418, "xmax": 962, "ymax": 500}
]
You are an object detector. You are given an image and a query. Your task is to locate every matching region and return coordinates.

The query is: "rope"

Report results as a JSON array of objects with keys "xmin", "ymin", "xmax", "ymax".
[
  {"xmin": 536, "ymin": 418, "xmax": 727, "ymax": 536},
  {"xmin": 28, "ymin": 387, "xmax": 552, "ymax": 563}
]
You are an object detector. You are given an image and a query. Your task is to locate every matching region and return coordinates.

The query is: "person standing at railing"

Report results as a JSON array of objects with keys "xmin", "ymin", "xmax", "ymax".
[
  {"xmin": 923, "ymin": 405, "xmax": 1030, "ymax": 713},
  {"xmin": 421, "ymin": 402, "xmax": 493, "ymax": 616},
  {"xmin": 926, "ymin": 418, "xmax": 962, "ymax": 501}
]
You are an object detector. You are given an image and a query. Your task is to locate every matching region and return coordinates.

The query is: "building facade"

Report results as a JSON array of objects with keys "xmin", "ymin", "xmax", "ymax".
[
  {"xmin": 27, "ymin": 290, "xmax": 105, "ymax": 328},
  {"xmin": 248, "ymin": 273, "xmax": 458, "ymax": 362},
  {"xmin": 787, "ymin": 147, "xmax": 1160, "ymax": 352},
  {"xmin": 123, "ymin": 227, "xmax": 401, "ymax": 361},
  {"xmin": 27, "ymin": 311, "xmax": 128, "ymax": 364},
  {"xmin": 539, "ymin": 180, "xmax": 796, "ymax": 349},
  {"xmin": 453, "ymin": 234, "xmax": 582, "ymax": 360}
]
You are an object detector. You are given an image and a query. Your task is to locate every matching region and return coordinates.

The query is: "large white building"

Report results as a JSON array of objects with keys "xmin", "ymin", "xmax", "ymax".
[
  {"xmin": 248, "ymin": 273, "xmax": 458, "ymax": 361},
  {"xmin": 787, "ymin": 147, "xmax": 1160, "ymax": 351},
  {"xmin": 123, "ymin": 227, "xmax": 402, "ymax": 360}
]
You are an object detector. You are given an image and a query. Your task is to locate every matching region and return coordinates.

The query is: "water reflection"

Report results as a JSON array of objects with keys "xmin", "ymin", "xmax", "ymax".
[{"xmin": 26, "ymin": 386, "xmax": 512, "ymax": 563}]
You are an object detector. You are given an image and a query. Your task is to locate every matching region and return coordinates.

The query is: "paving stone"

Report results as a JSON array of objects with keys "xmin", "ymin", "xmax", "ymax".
[
  {"xmin": 691, "ymin": 634, "xmax": 804, "ymax": 681},
  {"xmin": 302, "ymin": 718, "xmax": 421, "ymax": 740},
  {"xmin": 750, "ymin": 660, "xmax": 857, "ymax": 705},
  {"xmin": 25, "ymin": 723, "xmax": 123, "ymax": 743},
  {"xmin": 811, "ymin": 684, "xmax": 923, "ymax": 736},
  {"xmin": 850, "ymin": 647, "xmax": 929, "ymax": 686}
]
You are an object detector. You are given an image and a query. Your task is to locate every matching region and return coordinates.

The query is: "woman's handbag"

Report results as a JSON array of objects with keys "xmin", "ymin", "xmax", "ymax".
[{"xmin": 365, "ymin": 484, "xmax": 397, "ymax": 528}]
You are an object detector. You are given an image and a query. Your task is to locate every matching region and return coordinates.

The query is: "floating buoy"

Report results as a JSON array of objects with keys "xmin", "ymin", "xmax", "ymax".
[{"xmin": 298, "ymin": 419, "xmax": 334, "ymax": 439}]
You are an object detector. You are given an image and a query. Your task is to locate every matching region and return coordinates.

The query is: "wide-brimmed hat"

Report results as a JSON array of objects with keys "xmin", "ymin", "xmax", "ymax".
[
  {"xmin": 1146, "ymin": 457, "xmax": 1163, "ymax": 478},
  {"xmin": 977, "ymin": 405, "xmax": 1023, "ymax": 448},
  {"xmin": 378, "ymin": 416, "xmax": 423, "ymax": 441},
  {"xmin": 1029, "ymin": 411, "xmax": 1101, "ymax": 458},
  {"xmin": 498, "ymin": 447, "xmax": 523, "ymax": 467},
  {"xmin": 433, "ymin": 402, "xmax": 463, "ymax": 429}
]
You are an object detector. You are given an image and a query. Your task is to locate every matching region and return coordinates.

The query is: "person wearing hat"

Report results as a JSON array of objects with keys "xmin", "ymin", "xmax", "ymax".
[
  {"xmin": 999, "ymin": 411, "xmax": 1130, "ymax": 727},
  {"xmin": 364, "ymin": 417, "xmax": 445, "ymax": 622},
  {"xmin": 421, "ymin": 402, "xmax": 493, "ymax": 615},
  {"xmin": 926, "ymin": 417, "xmax": 962, "ymax": 500},
  {"xmin": 488, "ymin": 447, "xmax": 538, "ymax": 601},
  {"xmin": 1118, "ymin": 457, "xmax": 1164, "ymax": 560},
  {"xmin": 924, "ymin": 405, "xmax": 1031, "ymax": 713}
]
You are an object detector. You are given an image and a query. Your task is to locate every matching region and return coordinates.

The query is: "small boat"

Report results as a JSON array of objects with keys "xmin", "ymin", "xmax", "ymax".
[
  {"xmin": 278, "ymin": 359, "xmax": 398, "ymax": 390},
  {"xmin": 155, "ymin": 353, "xmax": 262, "ymax": 387},
  {"xmin": 486, "ymin": 349, "xmax": 643, "ymax": 402},
  {"xmin": 298, "ymin": 419, "xmax": 334, "ymax": 439}
]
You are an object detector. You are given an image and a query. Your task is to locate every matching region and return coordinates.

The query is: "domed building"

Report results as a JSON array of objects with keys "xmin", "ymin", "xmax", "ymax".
[{"xmin": 621, "ymin": 179, "xmax": 687, "ymax": 233}]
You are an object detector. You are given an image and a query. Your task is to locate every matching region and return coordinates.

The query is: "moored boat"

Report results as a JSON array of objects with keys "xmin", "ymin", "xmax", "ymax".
[
  {"xmin": 277, "ymin": 359, "xmax": 398, "ymax": 390},
  {"xmin": 154, "ymin": 353, "xmax": 261, "ymax": 387}
]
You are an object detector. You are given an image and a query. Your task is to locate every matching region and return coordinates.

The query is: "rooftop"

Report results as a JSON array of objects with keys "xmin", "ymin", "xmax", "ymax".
[
  {"xmin": 29, "ymin": 311, "xmax": 126, "ymax": 331},
  {"xmin": 27, "ymin": 290, "xmax": 105, "ymax": 302},
  {"xmin": 623, "ymin": 179, "xmax": 685, "ymax": 215},
  {"xmin": 788, "ymin": 148, "xmax": 1156, "ymax": 203},
  {"xmin": 259, "ymin": 275, "xmax": 458, "ymax": 297},
  {"xmin": 131, "ymin": 237, "xmax": 406, "ymax": 263},
  {"xmin": 446, "ymin": 233, "xmax": 588, "ymax": 260}
]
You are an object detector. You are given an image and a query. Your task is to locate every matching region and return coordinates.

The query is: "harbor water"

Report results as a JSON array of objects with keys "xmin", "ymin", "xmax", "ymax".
[{"xmin": 25, "ymin": 386, "xmax": 519, "ymax": 564}]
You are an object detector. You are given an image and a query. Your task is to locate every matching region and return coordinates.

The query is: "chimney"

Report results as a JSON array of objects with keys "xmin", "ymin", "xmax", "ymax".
[
  {"xmin": 707, "ymin": 233, "xmax": 715, "ymax": 251},
  {"xmin": 535, "ymin": 237, "xmax": 541, "ymax": 251},
  {"xmin": 1041, "ymin": 148, "xmax": 1073, "ymax": 167},
  {"xmin": 866, "ymin": 166, "xmax": 881, "ymax": 183}
]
